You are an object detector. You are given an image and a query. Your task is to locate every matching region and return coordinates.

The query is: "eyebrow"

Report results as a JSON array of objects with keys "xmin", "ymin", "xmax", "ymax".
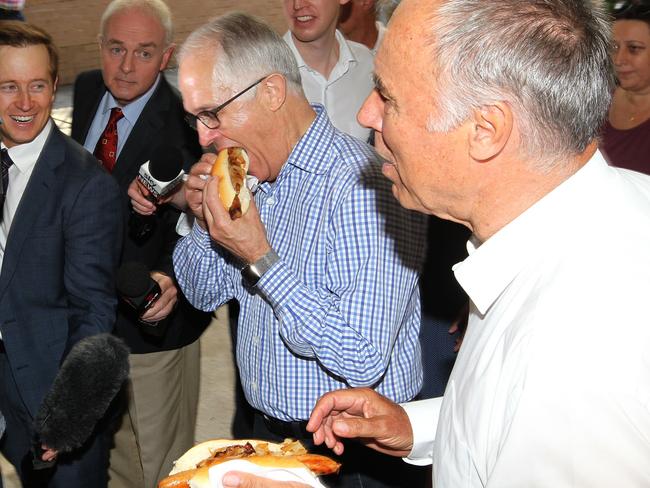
[
  {"xmin": 105, "ymin": 39, "xmax": 158, "ymax": 49},
  {"xmin": 0, "ymin": 78, "xmax": 50, "ymax": 84},
  {"xmin": 373, "ymin": 74, "xmax": 391, "ymax": 99}
]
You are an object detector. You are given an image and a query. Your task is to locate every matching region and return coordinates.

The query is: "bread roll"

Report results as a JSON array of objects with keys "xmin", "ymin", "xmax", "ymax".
[
  {"xmin": 158, "ymin": 438, "xmax": 340, "ymax": 488},
  {"xmin": 210, "ymin": 147, "xmax": 251, "ymax": 219}
]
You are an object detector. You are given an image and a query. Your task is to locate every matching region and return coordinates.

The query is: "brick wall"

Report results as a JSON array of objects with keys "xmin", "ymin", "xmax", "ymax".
[{"xmin": 23, "ymin": 0, "xmax": 288, "ymax": 85}]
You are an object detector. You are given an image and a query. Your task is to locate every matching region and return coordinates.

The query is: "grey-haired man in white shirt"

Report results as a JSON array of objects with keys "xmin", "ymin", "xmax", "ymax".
[{"xmin": 216, "ymin": 0, "xmax": 650, "ymax": 487}]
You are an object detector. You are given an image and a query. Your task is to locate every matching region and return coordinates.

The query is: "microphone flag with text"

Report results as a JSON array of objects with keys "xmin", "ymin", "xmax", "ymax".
[{"xmin": 130, "ymin": 145, "xmax": 184, "ymax": 242}]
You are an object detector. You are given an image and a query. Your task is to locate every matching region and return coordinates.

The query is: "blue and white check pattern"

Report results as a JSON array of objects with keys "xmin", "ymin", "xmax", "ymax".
[{"xmin": 174, "ymin": 105, "xmax": 426, "ymax": 421}]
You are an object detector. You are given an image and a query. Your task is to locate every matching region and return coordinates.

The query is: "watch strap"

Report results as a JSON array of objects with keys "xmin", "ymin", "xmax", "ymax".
[{"xmin": 241, "ymin": 249, "xmax": 280, "ymax": 287}]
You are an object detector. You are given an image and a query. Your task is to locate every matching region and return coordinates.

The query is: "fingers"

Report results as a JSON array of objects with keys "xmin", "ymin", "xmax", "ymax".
[
  {"xmin": 308, "ymin": 388, "xmax": 378, "ymax": 456},
  {"xmin": 128, "ymin": 179, "xmax": 156, "ymax": 216},
  {"xmin": 186, "ymin": 159, "xmax": 214, "ymax": 222},
  {"xmin": 308, "ymin": 389, "xmax": 373, "ymax": 433},
  {"xmin": 203, "ymin": 176, "xmax": 230, "ymax": 230},
  {"xmin": 40, "ymin": 445, "xmax": 58, "ymax": 462},
  {"xmin": 140, "ymin": 272, "xmax": 178, "ymax": 322},
  {"xmin": 222, "ymin": 472, "xmax": 310, "ymax": 488}
]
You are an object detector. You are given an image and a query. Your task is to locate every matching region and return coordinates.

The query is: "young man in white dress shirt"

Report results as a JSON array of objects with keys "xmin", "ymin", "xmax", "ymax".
[
  {"xmin": 218, "ymin": 0, "xmax": 650, "ymax": 487},
  {"xmin": 282, "ymin": 0, "xmax": 374, "ymax": 141}
]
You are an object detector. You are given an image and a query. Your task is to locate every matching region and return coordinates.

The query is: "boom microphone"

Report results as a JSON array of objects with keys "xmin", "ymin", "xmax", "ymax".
[
  {"xmin": 129, "ymin": 145, "xmax": 185, "ymax": 242},
  {"xmin": 32, "ymin": 334, "xmax": 129, "ymax": 468},
  {"xmin": 116, "ymin": 261, "xmax": 167, "ymax": 337}
]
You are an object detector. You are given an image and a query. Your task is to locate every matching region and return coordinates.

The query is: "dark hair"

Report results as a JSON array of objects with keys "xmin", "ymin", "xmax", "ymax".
[
  {"xmin": 612, "ymin": 0, "xmax": 650, "ymax": 22},
  {"xmin": 0, "ymin": 21, "xmax": 59, "ymax": 83}
]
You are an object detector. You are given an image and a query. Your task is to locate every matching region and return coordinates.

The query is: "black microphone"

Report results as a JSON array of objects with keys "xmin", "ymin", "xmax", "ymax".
[
  {"xmin": 116, "ymin": 261, "xmax": 167, "ymax": 337},
  {"xmin": 129, "ymin": 145, "xmax": 185, "ymax": 242},
  {"xmin": 32, "ymin": 334, "xmax": 130, "ymax": 469}
]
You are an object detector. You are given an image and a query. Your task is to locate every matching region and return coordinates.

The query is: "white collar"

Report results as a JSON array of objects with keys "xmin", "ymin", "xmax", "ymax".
[
  {"xmin": 1, "ymin": 119, "xmax": 53, "ymax": 174},
  {"xmin": 453, "ymin": 151, "xmax": 610, "ymax": 315},
  {"xmin": 283, "ymin": 29, "xmax": 358, "ymax": 72}
]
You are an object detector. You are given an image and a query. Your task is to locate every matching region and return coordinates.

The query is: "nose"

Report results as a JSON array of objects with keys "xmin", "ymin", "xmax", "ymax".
[
  {"xmin": 357, "ymin": 90, "xmax": 384, "ymax": 134},
  {"xmin": 613, "ymin": 46, "xmax": 627, "ymax": 67},
  {"xmin": 292, "ymin": 0, "xmax": 305, "ymax": 10},
  {"xmin": 197, "ymin": 123, "xmax": 220, "ymax": 148},
  {"xmin": 17, "ymin": 88, "xmax": 34, "ymax": 111},
  {"xmin": 120, "ymin": 50, "xmax": 134, "ymax": 74}
]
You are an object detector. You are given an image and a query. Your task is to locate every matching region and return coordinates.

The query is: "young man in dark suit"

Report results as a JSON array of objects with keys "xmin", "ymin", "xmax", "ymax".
[
  {"xmin": 70, "ymin": 1, "xmax": 211, "ymax": 487},
  {"xmin": 0, "ymin": 21, "xmax": 122, "ymax": 487}
]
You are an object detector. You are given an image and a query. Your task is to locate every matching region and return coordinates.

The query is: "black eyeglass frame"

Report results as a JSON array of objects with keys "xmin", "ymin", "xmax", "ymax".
[{"xmin": 185, "ymin": 76, "xmax": 266, "ymax": 130}]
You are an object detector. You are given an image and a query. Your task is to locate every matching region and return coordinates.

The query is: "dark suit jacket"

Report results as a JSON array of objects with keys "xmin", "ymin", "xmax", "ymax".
[
  {"xmin": 71, "ymin": 70, "xmax": 211, "ymax": 354},
  {"xmin": 0, "ymin": 125, "xmax": 122, "ymax": 418}
]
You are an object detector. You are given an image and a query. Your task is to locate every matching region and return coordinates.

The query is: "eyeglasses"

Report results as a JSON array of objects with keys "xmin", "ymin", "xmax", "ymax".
[
  {"xmin": 612, "ymin": 0, "xmax": 650, "ymax": 18},
  {"xmin": 184, "ymin": 76, "xmax": 266, "ymax": 130}
]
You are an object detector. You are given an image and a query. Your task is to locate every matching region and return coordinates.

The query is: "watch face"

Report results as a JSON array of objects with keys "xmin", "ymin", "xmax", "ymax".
[{"xmin": 242, "ymin": 264, "xmax": 261, "ymax": 288}]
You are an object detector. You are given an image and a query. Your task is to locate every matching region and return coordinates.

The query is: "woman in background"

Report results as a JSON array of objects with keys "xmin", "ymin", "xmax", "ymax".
[{"xmin": 602, "ymin": 0, "xmax": 650, "ymax": 174}]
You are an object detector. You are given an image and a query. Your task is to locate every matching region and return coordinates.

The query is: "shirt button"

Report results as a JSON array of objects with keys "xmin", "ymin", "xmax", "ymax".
[
  {"xmin": 266, "ymin": 196, "xmax": 276, "ymax": 206},
  {"xmin": 250, "ymin": 381, "xmax": 258, "ymax": 391},
  {"xmin": 252, "ymin": 336, "xmax": 260, "ymax": 346}
]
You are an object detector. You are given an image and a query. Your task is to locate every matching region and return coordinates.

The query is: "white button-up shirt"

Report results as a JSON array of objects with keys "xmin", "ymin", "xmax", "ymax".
[
  {"xmin": 404, "ymin": 151, "xmax": 650, "ymax": 487},
  {"xmin": 284, "ymin": 30, "xmax": 374, "ymax": 142}
]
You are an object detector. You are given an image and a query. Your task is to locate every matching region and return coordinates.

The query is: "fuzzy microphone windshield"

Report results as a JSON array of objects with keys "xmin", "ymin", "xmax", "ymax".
[{"xmin": 33, "ymin": 334, "xmax": 130, "ymax": 455}]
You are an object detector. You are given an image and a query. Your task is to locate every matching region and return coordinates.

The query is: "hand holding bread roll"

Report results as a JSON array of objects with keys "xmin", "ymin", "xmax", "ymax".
[
  {"xmin": 158, "ymin": 438, "xmax": 340, "ymax": 488},
  {"xmin": 210, "ymin": 147, "xmax": 251, "ymax": 219}
]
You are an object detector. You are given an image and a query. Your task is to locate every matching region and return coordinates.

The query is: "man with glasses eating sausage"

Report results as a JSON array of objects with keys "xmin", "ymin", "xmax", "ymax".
[{"xmin": 172, "ymin": 11, "xmax": 428, "ymax": 488}]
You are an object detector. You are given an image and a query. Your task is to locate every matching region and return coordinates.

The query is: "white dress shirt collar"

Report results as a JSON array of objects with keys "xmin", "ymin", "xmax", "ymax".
[
  {"xmin": 453, "ymin": 151, "xmax": 609, "ymax": 315},
  {"xmin": 284, "ymin": 30, "xmax": 358, "ymax": 79},
  {"xmin": 1, "ymin": 119, "xmax": 53, "ymax": 172}
]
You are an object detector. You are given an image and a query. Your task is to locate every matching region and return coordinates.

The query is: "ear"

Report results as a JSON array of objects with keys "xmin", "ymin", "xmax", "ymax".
[
  {"xmin": 160, "ymin": 44, "xmax": 175, "ymax": 71},
  {"xmin": 259, "ymin": 73, "xmax": 287, "ymax": 112},
  {"xmin": 467, "ymin": 102, "xmax": 512, "ymax": 162}
]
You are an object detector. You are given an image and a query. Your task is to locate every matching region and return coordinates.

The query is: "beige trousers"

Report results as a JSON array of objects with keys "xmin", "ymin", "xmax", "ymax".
[{"xmin": 108, "ymin": 340, "xmax": 200, "ymax": 488}]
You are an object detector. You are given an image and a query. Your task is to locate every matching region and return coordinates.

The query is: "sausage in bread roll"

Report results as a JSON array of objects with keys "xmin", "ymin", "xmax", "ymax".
[
  {"xmin": 158, "ymin": 438, "xmax": 340, "ymax": 488},
  {"xmin": 210, "ymin": 147, "xmax": 251, "ymax": 219}
]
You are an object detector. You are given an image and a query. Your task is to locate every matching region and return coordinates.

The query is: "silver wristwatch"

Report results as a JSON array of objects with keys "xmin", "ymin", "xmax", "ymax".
[{"xmin": 241, "ymin": 249, "xmax": 280, "ymax": 287}]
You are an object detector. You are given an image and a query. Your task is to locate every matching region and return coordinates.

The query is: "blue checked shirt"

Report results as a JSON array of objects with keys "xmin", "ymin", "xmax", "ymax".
[{"xmin": 174, "ymin": 106, "xmax": 426, "ymax": 421}]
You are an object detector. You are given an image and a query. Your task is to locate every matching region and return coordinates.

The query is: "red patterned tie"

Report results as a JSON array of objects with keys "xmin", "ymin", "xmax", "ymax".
[{"xmin": 93, "ymin": 107, "xmax": 124, "ymax": 173}]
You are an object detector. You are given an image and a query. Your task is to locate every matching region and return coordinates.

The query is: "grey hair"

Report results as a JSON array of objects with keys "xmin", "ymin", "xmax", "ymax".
[
  {"xmin": 100, "ymin": 0, "xmax": 173, "ymax": 46},
  {"xmin": 376, "ymin": 0, "xmax": 401, "ymax": 23},
  {"xmin": 426, "ymin": 0, "xmax": 615, "ymax": 170},
  {"xmin": 178, "ymin": 12, "xmax": 303, "ymax": 99}
]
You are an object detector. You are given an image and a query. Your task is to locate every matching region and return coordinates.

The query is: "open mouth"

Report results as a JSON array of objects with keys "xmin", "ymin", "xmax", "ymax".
[
  {"xmin": 296, "ymin": 15, "xmax": 315, "ymax": 22},
  {"xmin": 10, "ymin": 115, "xmax": 35, "ymax": 123}
]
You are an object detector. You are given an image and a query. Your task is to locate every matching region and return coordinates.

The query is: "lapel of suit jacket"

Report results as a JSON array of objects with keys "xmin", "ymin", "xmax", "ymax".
[
  {"xmin": 111, "ymin": 77, "xmax": 172, "ymax": 188},
  {"xmin": 0, "ymin": 125, "xmax": 64, "ymax": 300},
  {"xmin": 72, "ymin": 72, "xmax": 106, "ymax": 146}
]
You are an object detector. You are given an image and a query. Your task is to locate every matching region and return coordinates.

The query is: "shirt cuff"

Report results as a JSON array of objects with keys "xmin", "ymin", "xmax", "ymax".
[
  {"xmin": 401, "ymin": 397, "xmax": 442, "ymax": 466},
  {"xmin": 176, "ymin": 212, "xmax": 194, "ymax": 236}
]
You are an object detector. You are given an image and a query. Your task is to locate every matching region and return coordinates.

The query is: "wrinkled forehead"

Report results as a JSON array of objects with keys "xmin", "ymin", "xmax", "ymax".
[{"xmin": 178, "ymin": 50, "xmax": 235, "ymax": 111}]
